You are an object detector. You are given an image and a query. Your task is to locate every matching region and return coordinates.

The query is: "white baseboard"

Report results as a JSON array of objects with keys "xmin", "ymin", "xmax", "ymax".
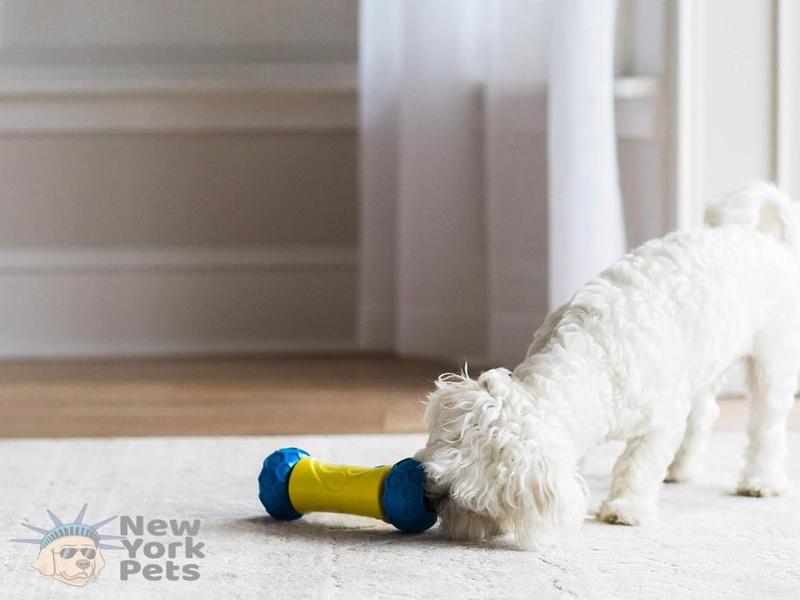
[{"xmin": 0, "ymin": 245, "xmax": 358, "ymax": 358}]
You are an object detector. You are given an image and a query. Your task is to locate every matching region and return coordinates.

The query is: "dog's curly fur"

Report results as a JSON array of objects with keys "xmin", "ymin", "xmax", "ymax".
[{"xmin": 416, "ymin": 182, "xmax": 800, "ymax": 549}]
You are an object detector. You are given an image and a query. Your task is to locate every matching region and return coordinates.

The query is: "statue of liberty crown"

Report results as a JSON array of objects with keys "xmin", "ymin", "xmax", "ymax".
[{"xmin": 12, "ymin": 503, "xmax": 124, "ymax": 549}]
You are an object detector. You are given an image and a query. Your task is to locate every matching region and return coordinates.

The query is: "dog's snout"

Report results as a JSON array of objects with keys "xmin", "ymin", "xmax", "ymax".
[{"xmin": 76, "ymin": 559, "xmax": 91, "ymax": 570}]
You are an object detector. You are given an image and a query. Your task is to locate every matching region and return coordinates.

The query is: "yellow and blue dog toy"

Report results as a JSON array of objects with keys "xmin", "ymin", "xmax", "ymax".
[{"xmin": 258, "ymin": 448, "xmax": 437, "ymax": 533}]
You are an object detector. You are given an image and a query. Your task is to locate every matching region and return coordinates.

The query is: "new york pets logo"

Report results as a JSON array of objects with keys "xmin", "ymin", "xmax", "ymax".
[{"xmin": 12, "ymin": 504, "xmax": 205, "ymax": 587}]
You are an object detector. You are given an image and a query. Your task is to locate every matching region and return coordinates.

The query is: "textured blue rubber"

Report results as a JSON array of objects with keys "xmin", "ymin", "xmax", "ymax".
[
  {"xmin": 258, "ymin": 447, "xmax": 309, "ymax": 520},
  {"xmin": 381, "ymin": 458, "xmax": 437, "ymax": 533}
]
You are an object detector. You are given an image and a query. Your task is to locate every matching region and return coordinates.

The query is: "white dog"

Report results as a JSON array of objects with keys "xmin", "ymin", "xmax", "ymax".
[{"xmin": 416, "ymin": 182, "xmax": 800, "ymax": 549}]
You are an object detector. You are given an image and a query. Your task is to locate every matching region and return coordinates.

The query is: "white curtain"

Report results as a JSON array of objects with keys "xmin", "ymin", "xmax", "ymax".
[
  {"xmin": 548, "ymin": 0, "xmax": 626, "ymax": 308},
  {"xmin": 359, "ymin": 0, "xmax": 625, "ymax": 367}
]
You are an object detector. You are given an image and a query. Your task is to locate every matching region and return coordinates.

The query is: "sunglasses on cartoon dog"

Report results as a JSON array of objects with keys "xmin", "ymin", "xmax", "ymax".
[{"xmin": 55, "ymin": 547, "xmax": 96, "ymax": 559}]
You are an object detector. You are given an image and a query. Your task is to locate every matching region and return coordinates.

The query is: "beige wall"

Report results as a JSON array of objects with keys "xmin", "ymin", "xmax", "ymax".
[
  {"xmin": 0, "ymin": 132, "xmax": 356, "ymax": 248},
  {"xmin": 0, "ymin": 130, "xmax": 359, "ymax": 357},
  {"xmin": 0, "ymin": 0, "xmax": 359, "ymax": 357},
  {"xmin": 0, "ymin": 0, "xmax": 358, "ymax": 62}
]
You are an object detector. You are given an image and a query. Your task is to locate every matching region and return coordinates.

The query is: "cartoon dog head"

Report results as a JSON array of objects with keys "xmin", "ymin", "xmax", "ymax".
[
  {"xmin": 12, "ymin": 504, "xmax": 120, "ymax": 587},
  {"xmin": 32, "ymin": 534, "xmax": 105, "ymax": 586}
]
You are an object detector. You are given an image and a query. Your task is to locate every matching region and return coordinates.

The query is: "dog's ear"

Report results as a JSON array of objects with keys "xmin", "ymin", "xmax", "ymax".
[
  {"xmin": 93, "ymin": 548, "xmax": 105, "ymax": 576},
  {"xmin": 32, "ymin": 547, "xmax": 55, "ymax": 576},
  {"xmin": 499, "ymin": 430, "xmax": 588, "ymax": 548},
  {"xmin": 446, "ymin": 420, "xmax": 587, "ymax": 549}
]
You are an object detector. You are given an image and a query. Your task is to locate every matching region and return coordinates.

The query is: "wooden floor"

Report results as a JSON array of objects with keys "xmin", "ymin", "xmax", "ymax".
[
  {"xmin": 1, "ymin": 355, "xmax": 798, "ymax": 438},
  {"xmin": 0, "ymin": 356, "xmax": 447, "ymax": 438}
]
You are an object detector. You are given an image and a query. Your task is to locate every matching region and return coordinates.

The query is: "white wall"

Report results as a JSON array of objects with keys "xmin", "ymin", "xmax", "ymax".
[
  {"xmin": 780, "ymin": 0, "xmax": 800, "ymax": 200},
  {"xmin": 669, "ymin": 0, "xmax": 800, "ymax": 394}
]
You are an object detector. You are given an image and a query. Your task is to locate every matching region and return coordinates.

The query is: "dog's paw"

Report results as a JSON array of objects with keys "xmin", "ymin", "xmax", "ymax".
[
  {"xmin": 597, "ymin": 497, "xmax": 656, "ymax": 526},
  {"xmin": 664, "ymin": 460, "xmax": 700, "ymax": 484},
  {"xmin": 736, "ymin": 475, "xmax": 788, "ymax": 497}
]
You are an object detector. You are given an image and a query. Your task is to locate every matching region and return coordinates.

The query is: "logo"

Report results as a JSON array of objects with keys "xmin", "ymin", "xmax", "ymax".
[
  {"xmin": 11, "ymin": 504, "xmax": 123, "ymax": 587},
  {"xmin": 12, "ymin": 504, "xmax": 205, "ymax": 586}
]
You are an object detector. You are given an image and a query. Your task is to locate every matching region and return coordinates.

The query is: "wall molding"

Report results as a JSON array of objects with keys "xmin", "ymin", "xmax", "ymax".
[
  {"xmin": 0, "ymin": 245, "xmax": 358, "ymax": 274},
  {"xmin": 614, "ymin": 76, "xmax": 663, "ymax": 141},
  {"xmin": 0, "ymin": 62, "xmax": 357, "ymax": 133},
  {"xmin": 0, "ymin": 338, "xmax": 360, "ymax": 360},
  {"xmin": 0, "ymin": 62, "xmax": 659, "ymax": 139},
  {"xmin": 483, "ymin": 76, "xmax": 662, "ymax": 141},
  {"xmin": 0, "ymin": 244, "xmax": 358, "ymax": 359}
]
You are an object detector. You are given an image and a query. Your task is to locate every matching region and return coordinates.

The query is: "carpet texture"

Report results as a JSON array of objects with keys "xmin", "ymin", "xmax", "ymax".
[{"xmin": 1, "ymin": 432, "xmax": 799, "ymax": 599}]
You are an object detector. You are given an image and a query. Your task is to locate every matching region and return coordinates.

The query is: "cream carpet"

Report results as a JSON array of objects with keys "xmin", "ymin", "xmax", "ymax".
[{"xmin": 1, "ymin": 432, "xmax": 799, "ymax": 599}]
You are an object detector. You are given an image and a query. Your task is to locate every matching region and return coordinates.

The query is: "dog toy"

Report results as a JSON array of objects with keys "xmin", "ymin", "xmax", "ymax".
[{"xmin": 258, "ymin": 447, "xmax": 437, "ymax": 533}]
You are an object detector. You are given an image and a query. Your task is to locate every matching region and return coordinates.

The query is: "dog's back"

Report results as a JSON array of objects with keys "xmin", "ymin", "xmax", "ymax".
[{"xmin": 527, "ymin": 182, "xmax": 800, "ymax": 421}]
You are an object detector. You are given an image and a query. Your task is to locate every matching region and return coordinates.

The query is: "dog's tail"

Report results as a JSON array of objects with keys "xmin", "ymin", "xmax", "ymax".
[{"xmin": 704, "ymin": 181, "xmax": 798, "ymax": 251}]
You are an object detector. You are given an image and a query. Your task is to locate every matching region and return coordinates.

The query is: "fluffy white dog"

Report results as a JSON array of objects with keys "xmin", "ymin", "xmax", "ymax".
[{"xmin": 416, "ymin": 182, "xmax": 800, "ymax": 549}]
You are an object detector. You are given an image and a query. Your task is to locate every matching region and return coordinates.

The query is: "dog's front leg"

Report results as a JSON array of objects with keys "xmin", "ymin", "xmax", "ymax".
[{"xmin": 598, "ymin": 425, "xmax": 685, "ymax": 526}]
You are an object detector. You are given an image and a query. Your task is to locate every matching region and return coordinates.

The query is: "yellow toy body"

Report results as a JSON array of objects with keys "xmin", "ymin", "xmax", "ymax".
[
  {"xmin": 259, "ymin": 447, "xmax": 437, "ymax": 533},
  {"xmin": 288, "ymin": 457, "xmax": 392, "ymax": 520}
]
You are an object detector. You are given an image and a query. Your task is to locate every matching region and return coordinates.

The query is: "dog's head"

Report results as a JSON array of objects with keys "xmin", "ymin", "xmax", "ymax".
[
  {"xmin": 32, "ymin": 535, "xmax": 105, "ymax": 586},
  {"xmin": 416, "ymin": 367, "xmax": 587, "ymax": 549}
]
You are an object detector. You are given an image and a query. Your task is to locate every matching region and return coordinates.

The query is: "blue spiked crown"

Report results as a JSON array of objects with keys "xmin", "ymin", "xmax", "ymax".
[
  {"xmin": 40, "ymin": 522, "xmax": 100, "ymax": 548},
  {"xmin": 11, "ymin": 504, "xmax": 125, "ymax": 550}
]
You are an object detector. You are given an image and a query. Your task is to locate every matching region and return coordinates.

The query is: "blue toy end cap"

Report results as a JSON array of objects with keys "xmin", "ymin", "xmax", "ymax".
[
  {"xmin": 381, "ymin": 458, "xmax": 437, "ymax": 533},
  {"xmin": 258, "ymin": 447, "xmax": 309, "ymax": 520}
]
